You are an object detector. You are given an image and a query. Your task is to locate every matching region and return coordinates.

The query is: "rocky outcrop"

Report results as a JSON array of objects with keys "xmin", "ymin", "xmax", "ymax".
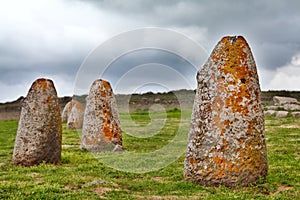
[
  {"xmin": 291, "ymin": 112, "xmax": 300, "ymax": 117},
  {"xmin": 266, "ymin": 106, "xmax": 281, "ymax": 110},
  {"xmin": 273, "ymin": 96, "xmax": 298, "ymax": 106},
  {"xmin": 275, "ymin": 111, "xmax": 289, "ymax": 118},
  {"xmin": 264, "ymin": 96, "xmax": 300, "ymax": 117},
  {"xmin": 283, "ymin": 103, "xmax": 300, "ymax": 111}
]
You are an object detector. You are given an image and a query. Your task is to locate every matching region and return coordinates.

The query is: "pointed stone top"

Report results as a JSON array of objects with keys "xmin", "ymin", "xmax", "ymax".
[
  {"xmin": 88, "ymin": 79, "xmax": 115, "ymax": 99},
  {"xmin": 89, "ymin": 79, "xmax": 113, "ymax": 95},
  {"xmin": 30, "ymin": 78, "xmax": 57, "ymax": 94},
  {"xmin": 92, "ymin": 79, "xmax": 112, "ymax": 88},
  {"xmin": 205, "ymin": 35, "xmax": 259, "ymax": 100},
  {"xmin": 221, "ymin": 35, "xmax": 247, "ymax": 44},
  {"xmin": 212, "ymin": 35, "xmax": 253, "ymax": 65}
]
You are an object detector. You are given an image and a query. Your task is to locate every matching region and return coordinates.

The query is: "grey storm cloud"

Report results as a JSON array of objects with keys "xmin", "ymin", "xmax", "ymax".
[
  {"xmin": 82, "ymin": 0, "xmax": 300, "ymax": 69},
  {"xmin": 0, "ymin": 0, "xmax": 300, "ymax": 102},
  {"xmin": 73, "ymin": 27, "xmax": 207, "ymax": 95}
]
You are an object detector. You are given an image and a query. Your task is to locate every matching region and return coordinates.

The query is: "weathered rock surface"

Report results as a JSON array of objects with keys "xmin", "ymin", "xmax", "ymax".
[
  {"xmin": 62, "ymin": 100, "xmax": 84, "ymax": 129},
  {"xmin": 283, "ymin": 103, "xmax": 300, "ymax": 111},
  {"xmin": 12, "ymin": 78, "xmax": 62, "ymax": 166},
  {"xmin": 264, "ymin": 110, "xmax": 276, "ymax": 117},
  {"xmin": 264, "ymin": 96, "xmax": 300, "ymax": 118},
  {"xmin": 185, "ymin": 36, "xmax": 268, "ymax": 186},
  {"xmin": 154, "ymin": 98, "xmax": 161, "ymax": 103},
  {"xmin": 291, "ymin": 112, "xmax": 300, "ymax": 117},
  {"xmin": 80, "ymin": 79, "xmax": 122, "ymax": 152},
  {"xmin": 266, "ymin": 106, "xmax": 281, "ymax": 110},
  {"xmin": 273, "ymin": 96, "xmax": 298, "ymax": 106},
  {"xmin": 61, "ymin": 101, "xmax": 71, "ymax": 123},
  {"xmin": 276, "ymin": 111, "xmax": 289, "ymax": 118}
]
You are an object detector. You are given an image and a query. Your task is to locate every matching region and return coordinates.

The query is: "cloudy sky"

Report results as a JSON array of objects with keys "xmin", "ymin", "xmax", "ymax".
[{"xmin": 1, "ymin": 0, "xmax": 300, "ymax": 102}]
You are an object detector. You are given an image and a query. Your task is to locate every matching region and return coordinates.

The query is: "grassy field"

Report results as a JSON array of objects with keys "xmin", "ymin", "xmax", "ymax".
[{"xmin": 0, "ymin": 110, "xmax": 299, "ymax": 199}]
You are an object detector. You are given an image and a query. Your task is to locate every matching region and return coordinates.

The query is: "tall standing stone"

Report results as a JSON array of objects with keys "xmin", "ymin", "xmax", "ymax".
[
  {"xmin": 12, "ymin": 78, "xmax": 62, "ymax": 166},
  {"xmin": 61, "ymin": 101, "xmax": 71, "ymax": 123},
  {"xmin": 80, "ymin": 79, "xmax": 122, "ymax": 152},
  {"xmin": 184, "ymin": 36, "xmax": 268, "ymax": 186},
  {"xmin": 62, "ymin": 100, "xmax": 84, "ymax": 129}
]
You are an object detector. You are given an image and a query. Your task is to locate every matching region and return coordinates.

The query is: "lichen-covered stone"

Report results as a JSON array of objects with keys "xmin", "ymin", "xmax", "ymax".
[
  {"xmin": 80, "ymin": 79, "xmax": 122, "ymax": 152},
  {"xmin": 184, "ymin": 36, "xmax": 268, "ymax": 186},
  {"xmin": 62, "ymin": 100, "xmax": 84, "ymax": 129},
  {"xmin": 12, "ymin": 78, "xmax": 62, "ymax": 166},
  {"xmin": 61, "ymin": 102, "xmax": 71, "ymax": 123}
]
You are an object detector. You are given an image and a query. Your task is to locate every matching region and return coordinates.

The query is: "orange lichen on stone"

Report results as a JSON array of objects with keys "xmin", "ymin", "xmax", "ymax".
[
  {"xmin": 185, "ymin": 36, "xmax": 268, "ymax": 187},
  {"xmin": 33, "ymin": 78, "xmax": 49, "ymax": 92},
  {"xmin": 12, "ymin": 78, "xmax": 62, "ymax": 167},
  {"xmin": 44, "ymin": 96, "xmax": 52, "ymax": 104},
  {"xmin": 103, "ymin": 124, "xmax": 113, "ymax": 141},
  {"xmin": 224, "ymin": 120, "xmax": 230, "ymax": 126},
  {"xmin": 102, "ymin": 80, "xmax": 111, "ymax": 90},
  {"xmin": 211, "ymin": 37, "xmax": 255, "ymax": 118},
  {"xmin": 189, "ymin": 157, "xmax": 197, "ymax": 165},
  {"xmin": 81, "ymin": 79, "xmax": 122, "ymax": 152}
]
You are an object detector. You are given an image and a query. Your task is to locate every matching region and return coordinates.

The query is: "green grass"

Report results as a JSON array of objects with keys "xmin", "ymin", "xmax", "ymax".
[{"xmin": 0, "ymin": 111, "xmax": 299, "ymax": 199}]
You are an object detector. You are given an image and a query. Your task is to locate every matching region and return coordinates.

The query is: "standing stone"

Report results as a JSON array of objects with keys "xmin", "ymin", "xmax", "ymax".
[
  {"xmin": 12, "ymin": 78, "xmax": 62, "ymax": 166},
  {"xmin": 80, "ymin": 79, "xmax": 122, "ymax": 152},
  {"xmin": 61, "ymin": 101, "xmax": 71, "ymax": 123},
  {"xmin": 185, "ymin": 36, "xmax": 268, "ymax": 186},
  {"xmin": 62, "ymin": 100, "xmax": 84, "ymax": 129}
]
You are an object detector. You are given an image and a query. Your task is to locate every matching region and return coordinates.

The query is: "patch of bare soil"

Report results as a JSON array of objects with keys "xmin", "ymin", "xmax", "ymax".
[
  {"xmin": 277, "ymin": 185, "xmax": 293, "ymax": 192},
  {"xmin": 271, "ymin": 185, "xmax": 295, "ymax": 197},
  {"xmin": 93, "ymin": 187, "xmax": 112, "ymax": 196},
  {"xmin": 280, "ymin": 125, "xmax": 300, "ymax": 128},
  {"xmin": 62, "ymin": 144, "xmax": 79, "ymax": 148},
  {"xmin": 136, "ymin": 195, "xmax": 200, "ymax": 200},
  {"xmin": 26, "ymin": 173, "xmax": 41, "ymax": 178},
  {"xmin": 64, "ymin": 185, "xmax": 79, "ymax": 190},
  {"xmin": 152, "ymin": 176, "xmax": 163, "ymax": 181},
  {"xmin": 26, "ymin": 172, "xmax": 43, "ymax": 183}
]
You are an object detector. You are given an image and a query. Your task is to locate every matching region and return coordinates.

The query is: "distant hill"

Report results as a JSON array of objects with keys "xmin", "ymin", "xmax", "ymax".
[
  {"xmin": 1, "ymin": 90, "xmax": 300, "ymax": 121},
  {"xmin": 0, "ymin": 96, "xmax": 72, "ymax": 121}
]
